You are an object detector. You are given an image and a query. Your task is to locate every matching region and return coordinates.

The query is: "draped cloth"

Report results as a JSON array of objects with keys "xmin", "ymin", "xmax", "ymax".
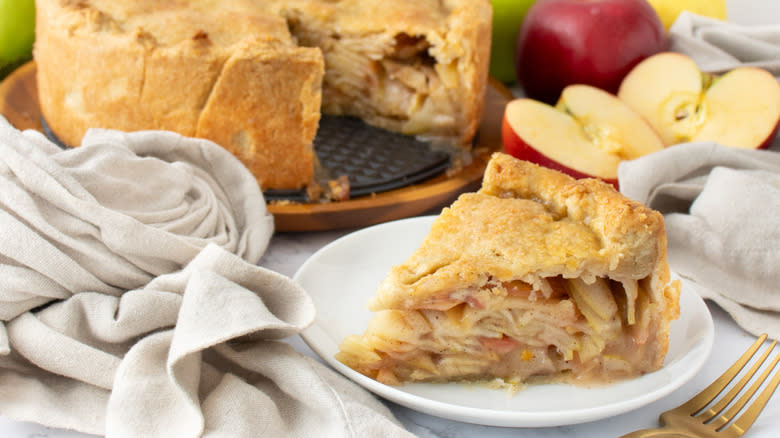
[
  {"xmin": 670, "ymin": 11, "xmax": 780, "ymax": 79},
  {"xmin": 0, "ymin": 117, "xmax": 412, "ymax": 437}
]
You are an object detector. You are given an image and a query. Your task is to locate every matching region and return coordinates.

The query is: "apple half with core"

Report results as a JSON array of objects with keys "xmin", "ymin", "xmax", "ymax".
[
  {"xmin": 502, "ymin": 84, "xmax": 665, "ymax": 186},
  {"xmin": 515, "ymin": 0, "xmax": 667, "ymax": 104},
  {"xmin": 618, "ymin": 52, "xmax": 780, "ymax": 149}
]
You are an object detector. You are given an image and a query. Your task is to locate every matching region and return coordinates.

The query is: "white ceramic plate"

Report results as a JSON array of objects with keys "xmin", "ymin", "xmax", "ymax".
[{"xmin": 295, "ymin": 215, "xmax": 715, "ymax": 427}]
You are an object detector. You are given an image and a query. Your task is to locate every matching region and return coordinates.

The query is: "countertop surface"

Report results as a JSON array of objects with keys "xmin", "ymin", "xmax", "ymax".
[{"xmin": 3, "ymin": 1, "xmax": 780, "ymax": 436}]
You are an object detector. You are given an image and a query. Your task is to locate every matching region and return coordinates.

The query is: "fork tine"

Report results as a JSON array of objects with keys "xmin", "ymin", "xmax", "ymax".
[
  {"xmin": 678, "ymin": 334, "xmax": 768, "ymax": 413},
  {"xmin": 726, "ymin": 343, "xmax": 780, "ymax": 435},
  {"xmin": 709, "ymin": 340, "xmax": 779, "ymax": 428},
  {"xmin": 704, "ymin": 339, "xmax": 778, "ymax": 426}
]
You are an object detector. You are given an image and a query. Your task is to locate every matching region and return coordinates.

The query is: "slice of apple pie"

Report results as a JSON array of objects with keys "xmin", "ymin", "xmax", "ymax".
[{"xmin": 336, "ymin": 153, "xmax": 680, "ymax": 387}]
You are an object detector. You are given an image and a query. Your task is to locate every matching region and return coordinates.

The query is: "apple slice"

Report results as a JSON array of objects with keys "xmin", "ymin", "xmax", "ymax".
[
  {"xmin": 502, "ymin": 84, "xmax": 665, "ymax": 186},
  {"xmin": 618, "ymin": 52, "xmax": 780, "ymax": 149}
]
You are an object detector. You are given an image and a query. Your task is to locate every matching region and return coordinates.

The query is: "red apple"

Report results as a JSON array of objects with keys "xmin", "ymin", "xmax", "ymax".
[
  {"xmin": 618, "ymin": 52, "xmax": 780, "ymax": 150},
  {"xmin": 502, "ymin": 84, "xmax": 665, "ymax": 187},
  {"xmin": 515, "ymin": 0, "xmax": 667, "ymax": 104}
]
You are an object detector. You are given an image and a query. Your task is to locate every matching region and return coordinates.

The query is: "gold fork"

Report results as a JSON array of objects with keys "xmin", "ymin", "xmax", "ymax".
[{"xmin": 621, "ymin": 334, "xmax": 780, "ymax": 438}]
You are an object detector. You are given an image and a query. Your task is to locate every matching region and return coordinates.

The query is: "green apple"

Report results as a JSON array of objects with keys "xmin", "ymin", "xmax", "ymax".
[
  {"xmin": 0, "ymin": 0, "xmax": 35, "ymax": 76},
  {"xmin": 490, "ymin": 0, "xmax": 537, "ymax": 84}
]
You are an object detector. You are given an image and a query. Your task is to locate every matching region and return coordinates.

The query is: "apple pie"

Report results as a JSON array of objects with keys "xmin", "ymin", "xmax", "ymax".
[
  {"xmin": 34, "ymin": 0, "xmax": 491, "ymax": 190},
  {"xmin": 336, "ymin": 153, "xmax": 680, "ymax": 387}
]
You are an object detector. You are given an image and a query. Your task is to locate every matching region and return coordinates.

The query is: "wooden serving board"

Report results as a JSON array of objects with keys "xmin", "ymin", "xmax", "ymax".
[{"xmin": 0, "ymin": 61, "xmax": 513, "ymax": 232}]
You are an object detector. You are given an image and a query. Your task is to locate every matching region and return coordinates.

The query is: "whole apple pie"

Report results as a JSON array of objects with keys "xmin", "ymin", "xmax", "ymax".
[
  {"xmin": 336, "ymin": 153, "xmax": 680, "ymax": 387},
  {"xmin": 34, "ymin": 0, "xmax": 491, "ymax": 190}
]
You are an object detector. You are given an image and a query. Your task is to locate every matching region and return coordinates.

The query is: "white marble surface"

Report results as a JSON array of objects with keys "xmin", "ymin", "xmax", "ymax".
[
  {"xmin": 3, "ymin": 1, "xmax": 780, "ymax": 437},
  {"xmin": 2, "ymin": 226, "xmax": 780, "ymax": 437}
]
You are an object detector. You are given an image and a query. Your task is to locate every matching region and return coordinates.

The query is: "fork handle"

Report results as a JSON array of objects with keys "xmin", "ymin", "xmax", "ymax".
[{"xmin": 619, "ymin": 427, "xmax": 699, "ymax": 438}]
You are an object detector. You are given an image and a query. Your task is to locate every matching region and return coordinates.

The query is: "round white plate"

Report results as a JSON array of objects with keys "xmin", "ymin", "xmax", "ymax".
[{"xmin": 294, "ymin": 215, "xmax": 715, "ymax": 427}]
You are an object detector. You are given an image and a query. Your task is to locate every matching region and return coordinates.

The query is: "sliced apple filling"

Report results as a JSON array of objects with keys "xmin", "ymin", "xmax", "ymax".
[
  {"xmin": 283, "ymin": 7, "xmax": 480, "ymax": 144},
  {"xmin": 309, "ymin": 33, "xmax": 458, "ymax": 140},
  {"xmin": 337, "ymin": 275, "xmax": 665, "ymax": 386}
]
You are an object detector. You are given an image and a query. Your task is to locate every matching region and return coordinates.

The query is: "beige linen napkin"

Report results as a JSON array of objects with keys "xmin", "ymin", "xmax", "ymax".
[
  {"xmin": 669, "ymin": 11, "xmax": 780, "ymax": 79},
  {"xmin": 619, "ymin": 143, "xmax": 780, "ymax": 340},
  {"xmin": 0, "ymin": 116, "xmax": 412, "ymax": 437}
]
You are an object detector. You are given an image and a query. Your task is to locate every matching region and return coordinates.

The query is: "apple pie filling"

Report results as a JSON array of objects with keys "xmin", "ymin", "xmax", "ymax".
[
  {"xmin": 336, "ymin": 274, "xmax": 665, "ymax": 386},
  {"xmin": 284, "ymin": 11, "xmax": 478, "ymax": 144}
]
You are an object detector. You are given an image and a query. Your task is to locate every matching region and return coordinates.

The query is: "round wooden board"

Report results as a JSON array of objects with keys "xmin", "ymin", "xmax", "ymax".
[{"xmin": 0, "ymin": 61, "xmax": 513, "ymax": 231}]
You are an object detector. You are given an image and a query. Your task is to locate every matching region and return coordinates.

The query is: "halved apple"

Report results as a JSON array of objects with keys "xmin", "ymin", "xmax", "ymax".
[
  {"xmin": 502, "ymin": 84, "xmax": 665, "ymax": 187},
  {"xmin": 618, "ymin": 52, "xmax": 780, "ymax": 149}
]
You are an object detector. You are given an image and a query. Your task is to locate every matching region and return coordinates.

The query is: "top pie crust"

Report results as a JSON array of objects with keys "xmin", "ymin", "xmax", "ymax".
[{"xmin": 373, "ymin": 153, "xmax": 676, "ymax": 315}]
